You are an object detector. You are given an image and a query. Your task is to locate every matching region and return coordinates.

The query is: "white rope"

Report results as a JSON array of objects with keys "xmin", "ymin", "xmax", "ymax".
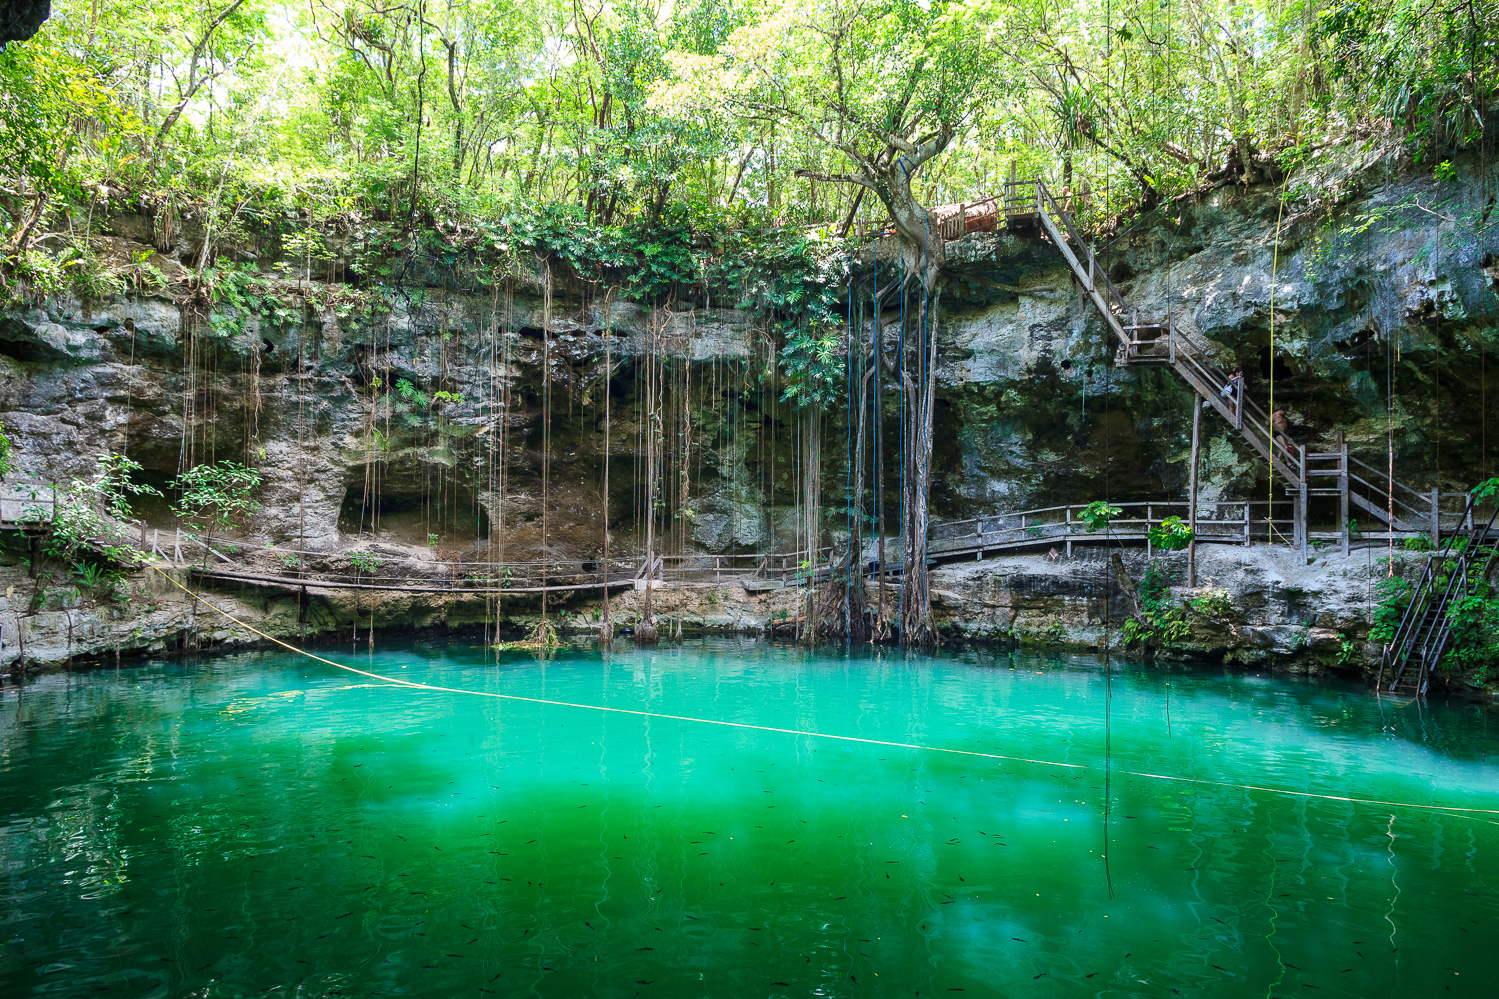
[{"xmin": 151, "ymin": 566, "xmax": 1499, "ymax": 821}]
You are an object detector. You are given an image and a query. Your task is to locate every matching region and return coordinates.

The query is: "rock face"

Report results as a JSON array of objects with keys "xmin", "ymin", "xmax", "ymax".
[
  {"xmin": 1, "ymin": 146, "xmax": 1495, "ymax": 680},
  {"xmin": 0, "ymin": 1, "xmax": 49, "ymax": 42},
  {"xmin": 927, "ymin": 544, "xmax": 1376, "ymax": 664}
]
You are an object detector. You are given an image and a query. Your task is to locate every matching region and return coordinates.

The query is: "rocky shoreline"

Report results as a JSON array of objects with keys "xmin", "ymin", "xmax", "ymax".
[{"xmin": 5, "ymin": 539, "xmax": 1486, "ymax": 698}]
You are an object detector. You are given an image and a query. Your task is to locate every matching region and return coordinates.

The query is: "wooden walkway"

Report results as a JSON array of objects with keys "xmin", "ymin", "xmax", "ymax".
[{"xmin": 2, "ymin": 495, "xmax": 1425, "ymax": 598}]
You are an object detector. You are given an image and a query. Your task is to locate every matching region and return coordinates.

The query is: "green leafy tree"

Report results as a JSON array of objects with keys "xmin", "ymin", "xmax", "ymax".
[
  {"xmin": 1149, "ymin": 515, "xmax": 1193, "ymax": 551},
  {"xmin": 47, "ymin": 454, "xmax": 159, "ymax": 558},
  {"xmin": 1081, "ymin": 500, "xmax": 1121, "ymax": 531},
  {"xmin": 18, "ymin": 455, "xmax": 160, "ymax": 607},
  {"xmin": 0, "ymin": 30, "xmax": 133, "ymax": 253},
  {"xmin": 171, "ymin": 461, "xmax": 262, "ymax": 555}
]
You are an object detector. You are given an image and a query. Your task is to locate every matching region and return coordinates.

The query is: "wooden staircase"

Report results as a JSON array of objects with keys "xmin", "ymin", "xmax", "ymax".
[
  {"xmin": 1378, "ymin": 493, "xmax": 1499, "ymax": 695},
  {"xmin": 997, "ymin": 177, "xmax": 1460, "ymax": 556}
]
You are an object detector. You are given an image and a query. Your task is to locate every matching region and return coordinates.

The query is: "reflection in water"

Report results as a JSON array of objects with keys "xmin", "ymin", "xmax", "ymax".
[{"xmin": 1, "ymin": 639, "xmax": 1496, "ymax": 997}]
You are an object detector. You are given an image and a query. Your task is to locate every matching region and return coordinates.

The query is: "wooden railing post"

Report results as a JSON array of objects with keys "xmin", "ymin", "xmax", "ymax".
[
  {"xmin": 1234, "ymin": 379, "xmax": 1245, "ymax": 430},
  {"xmin": 1086, "ymin": 244, "xmax": 1095, "ymax": 292},
  {"xmin": 1430, "ymin": 487, "xmax": 1440, "ymax": 547},
  {"xmin": 1298, "ymin": 445, "xmax": 1309, "ymax": 562},
  {"xmin": 1338, "ymin": 430, "xmax": 1350, "ymax": 556},
  {"xmin": 1188, "ymin": 396, "xmax": 1201, "ymax": 586}
]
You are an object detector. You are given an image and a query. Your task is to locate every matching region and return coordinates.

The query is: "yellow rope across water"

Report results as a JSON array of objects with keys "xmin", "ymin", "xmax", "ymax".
[{"xmin": 151, "ymin": 567, "xmax": 1499, "ymax": 820}]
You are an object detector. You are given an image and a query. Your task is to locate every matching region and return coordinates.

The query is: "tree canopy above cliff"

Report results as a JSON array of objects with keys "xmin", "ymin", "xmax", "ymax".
[{"xmin": 2, "ymin": 0, "xmax": 1496, "ymax": 251}]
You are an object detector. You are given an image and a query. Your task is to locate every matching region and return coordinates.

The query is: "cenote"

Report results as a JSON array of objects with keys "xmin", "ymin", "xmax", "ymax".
[{"xmin": 2, "ymin": 639, "xmax": 1496, "ymax": 997}]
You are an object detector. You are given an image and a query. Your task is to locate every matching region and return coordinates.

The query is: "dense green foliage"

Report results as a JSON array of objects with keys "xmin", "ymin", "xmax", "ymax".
[
  {"xmin": 1120, "ymin": 565, "xmax": 1234, "ymax": 648},
  {"xmin": 13, "ymin": 454, "xmax": 160, "ymax": 599},
  {"xmin": 2, "ymin": 0, "xmax": 1494, "ymax": 277}
]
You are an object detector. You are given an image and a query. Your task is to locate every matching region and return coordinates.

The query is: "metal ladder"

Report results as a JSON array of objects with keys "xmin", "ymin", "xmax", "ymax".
[{"xmin": 1379, "ymin": 492, "xmax": 1499, "ymax": 694}]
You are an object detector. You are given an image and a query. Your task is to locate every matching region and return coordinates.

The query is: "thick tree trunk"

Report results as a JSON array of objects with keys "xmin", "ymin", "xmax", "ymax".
[
  {"xmin": 899, "ymin": 286, "xmax": 939, "ymax": 646},
  {"xmin": 800, "ymin": 138, "xmax": 950, "ymax": 646},
  {"xmin": 865, "ymin": 162, "xmax": 943, "ymax": 647},
  {"xmin": 876, "ymin": 168, "xmax": 945, "ymax": 294}
]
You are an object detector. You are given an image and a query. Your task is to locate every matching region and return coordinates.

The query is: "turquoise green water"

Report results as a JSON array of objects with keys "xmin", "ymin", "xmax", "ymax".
[{"xmin": 2, "ymin": 639, "xmax": 1497, "ymax": 998}]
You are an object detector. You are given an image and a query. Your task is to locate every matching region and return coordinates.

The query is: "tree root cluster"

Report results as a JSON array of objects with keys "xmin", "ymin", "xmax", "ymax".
[{"xmin": 494, "ymin": 619, "xmax": 565, "ymax": 652}]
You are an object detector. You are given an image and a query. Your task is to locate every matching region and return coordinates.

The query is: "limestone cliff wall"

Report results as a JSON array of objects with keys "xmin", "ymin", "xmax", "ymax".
[{"xmin": 1, "ymin": 145, "xmax": 1495, "ymax": 673}]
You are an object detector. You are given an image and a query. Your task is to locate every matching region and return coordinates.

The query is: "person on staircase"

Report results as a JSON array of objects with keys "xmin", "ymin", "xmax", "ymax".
[
  {"xmin": 1221, "ymin": 367, "xmax": 1245, "ymax": 415},
  {"xmin": 1271, "ymin": 406, "xmax": 1293, "ymax": 455}
]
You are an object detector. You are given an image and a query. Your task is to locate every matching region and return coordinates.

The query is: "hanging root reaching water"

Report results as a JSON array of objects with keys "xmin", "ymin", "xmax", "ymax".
[
  {"xmin": 493, "ymin": 619, "xmax": 565, "ymax": 652},
  {"xmin": 811, "ymin": 565, "xmax": 871, "ymax": 642}
]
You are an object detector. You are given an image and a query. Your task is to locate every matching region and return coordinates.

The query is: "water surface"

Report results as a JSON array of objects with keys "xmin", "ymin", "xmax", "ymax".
[{"xmin": 2, "ymin": 639, "xmax": 1496, "ymax": 997}]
